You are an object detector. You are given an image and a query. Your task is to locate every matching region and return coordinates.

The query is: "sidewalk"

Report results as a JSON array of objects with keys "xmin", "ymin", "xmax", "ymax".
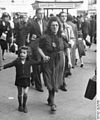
[{"xmin": 0, "ymin": 44, "xmax": 96, "ymax": 120}]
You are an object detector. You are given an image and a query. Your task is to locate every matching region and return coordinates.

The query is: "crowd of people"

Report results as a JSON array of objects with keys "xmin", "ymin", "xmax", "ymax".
[{"xmin": 0, "ymin": 8, "xmax": 96, "ymax": 113}]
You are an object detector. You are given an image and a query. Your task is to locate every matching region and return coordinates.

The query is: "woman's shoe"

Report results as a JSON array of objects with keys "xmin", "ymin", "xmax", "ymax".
[
  {"xmin": 51, "ymin": 104, "xmax": 57, "ymax": 111},
  {"xmin": 47, "ymin": 98, "xmax": 52, "ymax": 106},
  {"xmin": 60, "ymin": 85, "xmax": 67, "ymax": 92},
  {"xmin": 80, "ymin": 64, "xmax": 84, "ymax": 68},
  {"xmin": 68, "ymin": 72, "xmax": 72, "ymax": 76}
]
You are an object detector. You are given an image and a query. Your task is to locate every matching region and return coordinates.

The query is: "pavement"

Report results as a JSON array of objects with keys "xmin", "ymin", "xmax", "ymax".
[{"xmin": 0, "ymin": 44, "xmax": 96, "ymax": 120}]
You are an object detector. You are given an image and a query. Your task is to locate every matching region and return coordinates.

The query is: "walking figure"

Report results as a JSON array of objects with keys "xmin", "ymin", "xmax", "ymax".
[{"xmin": 0, "ymin": 46, "xmax": 41, "ymax": 113}]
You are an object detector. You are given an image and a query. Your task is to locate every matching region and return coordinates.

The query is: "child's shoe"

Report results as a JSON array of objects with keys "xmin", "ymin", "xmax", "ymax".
[
  {"xmin": 23, "ymin": 106, "xmax": 28, "ymax": 113},
  {"xmin": 51, "ymin": 104, "xmax": 57, "ymax": 111},
  {"xmin": 18, "ymin": 105, "xmax": 23, "ymax": 112}
]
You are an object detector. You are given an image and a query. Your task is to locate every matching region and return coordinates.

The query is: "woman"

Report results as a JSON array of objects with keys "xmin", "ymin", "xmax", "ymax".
[
  {"xmin": 81, "ymin": 16, "xmax": 91, "ymax": 47},
  {"xmin": 38, "ymin": 17, "xmax": 67, "ymax": 111},
  {"xmin": 0, "ymin": 12, "xmax": 12, "ymax": 60},
  {"xmin": 77, "ymin": 31, "xmax": 86, "ymax": 67}
]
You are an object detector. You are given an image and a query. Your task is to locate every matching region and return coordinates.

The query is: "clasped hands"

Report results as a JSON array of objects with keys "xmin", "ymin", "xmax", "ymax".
[{"xmin": 43, "ymin": 55, "xmax": 50, "ymax": 62}]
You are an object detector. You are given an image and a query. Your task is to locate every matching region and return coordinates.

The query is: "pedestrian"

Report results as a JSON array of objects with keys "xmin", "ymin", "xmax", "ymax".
[
  {"xmin": 0, "ymin": 12, "xmax": 12, "ymax": 60},
  {"xmin": 38, "ymin": 16, "xmax": 67, "ymax": 111},
  {"xmin": 77, "ymin": 31, "xmax": 86, "ymax": 67},
  {"xmin": 0, "ymin": 46, "xmax": 41, "ymax": 113},
  {"xmin": 28, "ymin": 34, "xmax": 38, "ymax": 86},
  {"xmin": 59, "ymin": 11, "xmax": 75, "ymax": 91},
  {"xmin": 27, "ymin": 8, "xmax": 48, "ymax": 92},
  {"xmin": 81, "ymin": 16, "xmax": 91, "ymax": 47},
  {"xmin": 89, "ymin": 15, "xmax": 96, "ymax": 44},
  {"xmin": 14, "ymin": 15, "xmax": 28, "ymax": 48},
  {"xmin": 67, "ymin": 14, "xmax": 78, "ymax": 68}
]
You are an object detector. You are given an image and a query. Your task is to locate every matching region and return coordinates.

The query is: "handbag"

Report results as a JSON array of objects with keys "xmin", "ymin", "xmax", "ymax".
[
  {"xmin": 84, "ymin": 76, "xmax": 96, "ymax": 100},
  {"xmin": 85, "ymin": 35, "xmax": 91, "ymax": 46},
  {"xmin": 0, "ymin": 33, "xmax": 7, "ymax": 41},
  {"xmin": 86, "ymin": 35, "xmax": 90, "ymax": 43}
]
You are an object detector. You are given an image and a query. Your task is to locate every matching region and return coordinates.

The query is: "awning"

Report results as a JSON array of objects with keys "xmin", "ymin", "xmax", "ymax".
[{"xmin": 32, "ymin": 0, "xmax": 83, "ymax": 9}]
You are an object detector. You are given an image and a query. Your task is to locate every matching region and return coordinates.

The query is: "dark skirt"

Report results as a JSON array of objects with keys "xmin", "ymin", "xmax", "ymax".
[
  {"xmin": 6, "ymin": 37, "xmax": 12, "ymax": 44},
  {"xmin": 42, "ymin": 51, "xmax": 65, "ymax": 92},
  {"xmin": 15, "ymin": 77, "xmax": 30, "ymax": 88},
  {"xmin": 0, "ymin": 39, "xmax": 7, "ymax": 50},
  {"xmin": 77, "ymin": 40, "xmax": 85, "ymax": 58}
]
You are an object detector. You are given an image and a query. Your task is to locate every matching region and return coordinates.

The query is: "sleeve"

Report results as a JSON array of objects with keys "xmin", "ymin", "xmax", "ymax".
[
  {"xmin": 38, "ymin": 35, "xmax": 46, "ymax": 49},
  {"xmin": 38, "ymin": 35, "xmax": 53, "ymax": 53},
  {"xmin": 88, "ymin": 21, "xmax": 91, "ymax": 36},
  {"xmin": 29, "ymin": 59, "xmax": 42, "ymax": 65},
  {"xmin": 69, "ymin": 27, "xmax": 75, "ymax": 48},
  {"xmin": 26, "ymin": 21, "xmax": 32, "ymax": 34},
  {"xmin": 7, "ymin": 22, "xmax": 13, "ymax": 38},
  {"xmin": 61, "ymin": 31, "xmax": 69, "ymax": 43},
  {"xmin": 70, "ymin": 26, "xmax": 75, "ymax": 40},
  {"xmin": 29, "ymin": 26, "xmax": 35, "ymax": 39},
  {"xmin": 3, "ymin": 59, "xmax": 17, "ymax": 69},
  {"xmin": 0, "ymin": 21, "xmax": 4, "ymax": 37},
  {"xmin": 63, "ymin": 40, "xmax": 71, "ymax": 49}
]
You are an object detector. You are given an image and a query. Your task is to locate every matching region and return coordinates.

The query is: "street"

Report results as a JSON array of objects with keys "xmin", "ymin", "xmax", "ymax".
[{"xmin": 0, "ymin": 44, "xmax": 96, "ymax": 120}]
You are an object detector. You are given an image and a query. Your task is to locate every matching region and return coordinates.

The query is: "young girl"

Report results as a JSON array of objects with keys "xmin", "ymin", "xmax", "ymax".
[{"xmin": 0, "ymin": 46, "xmax": 40, "ymax": 113}]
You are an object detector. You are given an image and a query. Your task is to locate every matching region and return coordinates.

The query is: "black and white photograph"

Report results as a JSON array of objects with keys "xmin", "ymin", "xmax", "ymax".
[{"xmin": 0, "ymin": 0, "xmax": 97, "ymax": 120}]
